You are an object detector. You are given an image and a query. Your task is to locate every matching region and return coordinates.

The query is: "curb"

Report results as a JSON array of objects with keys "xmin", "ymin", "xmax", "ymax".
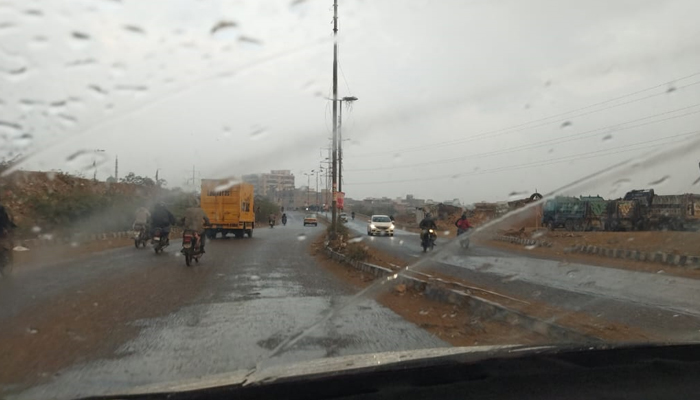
[
  {"xmin": 491, "ymin": 234, "xmax": 553, "ymax": 248},
  {"xmin": 565, "ymin": 244, "xmax": 700, "ymax": 269},
  {"xmin": 325, "ymin": 247, "xmax": 600, "ymax": 343}
]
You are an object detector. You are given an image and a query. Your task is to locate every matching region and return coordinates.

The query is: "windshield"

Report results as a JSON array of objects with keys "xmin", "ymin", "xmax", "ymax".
[{"xmin": 2, "ymin": 0, "xmax": 700, "ymax": 399}]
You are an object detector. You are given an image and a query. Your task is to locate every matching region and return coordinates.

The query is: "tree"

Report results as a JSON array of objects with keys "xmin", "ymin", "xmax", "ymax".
[{"xmin": 120, "ymin": 172, "xmax": 156, "ymax": 186}]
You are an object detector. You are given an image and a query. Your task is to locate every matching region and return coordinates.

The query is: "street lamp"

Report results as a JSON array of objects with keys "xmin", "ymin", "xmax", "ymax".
[{"xmin": 303, "ymin": 172, "xmax": 313, "ymax": 206}]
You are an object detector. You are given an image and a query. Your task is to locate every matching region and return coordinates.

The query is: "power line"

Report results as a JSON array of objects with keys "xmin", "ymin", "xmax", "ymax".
[
  {"xmin": 344, "ymin": 129, "xmax": 700, "ymax": 185},
  {"xmin": 350, "ymin": 73, "xmax": 700, "ymax": 158},
  {"xmin": 345, "ymin": 103, "xmax": 700, "ymax": 172}
]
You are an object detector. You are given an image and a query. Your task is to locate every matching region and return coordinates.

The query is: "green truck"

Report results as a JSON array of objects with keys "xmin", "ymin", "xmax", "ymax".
[{"xmin": 542, "ymin": 195, "xmax": 608, "ymax": 231}]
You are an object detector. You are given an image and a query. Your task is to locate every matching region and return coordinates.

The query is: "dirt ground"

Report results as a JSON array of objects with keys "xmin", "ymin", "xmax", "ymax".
[
  {"xmin": 12, "ymin": 238, "xmax": 135, "ymax": 270},
  {"xmin": 0, "ymin": 247, "xmax": 212, "ymax": 389}
]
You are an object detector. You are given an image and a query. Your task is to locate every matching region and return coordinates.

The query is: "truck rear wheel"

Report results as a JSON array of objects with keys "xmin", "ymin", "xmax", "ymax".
[{"xmin": 246, "ymin": 229, "xmax": 253, "ymax": 238}]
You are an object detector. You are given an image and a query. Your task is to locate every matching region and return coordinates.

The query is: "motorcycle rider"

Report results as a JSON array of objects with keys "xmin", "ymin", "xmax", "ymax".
[
  {"xmin": 132, "ymin": 206, "xmax": 151, "ymax": 238},
  {"xmin": 182, "ymin": 201, "xmax": 210, "ymax": 253},
  {"xmin": 419, "ymin": 212, "xmax": 438, "ymax": 243},
  {"xmin": 455, "ymin": 212, "xmax": 472, "ymax": 236},
  {"xmin": 281, "ymin": 213, "xmax": 288, "ymax": 225},
  {"xmin": 150, "ymin": 201, "xmax": 176, "ymax": 244},
  {"xmin": 0, "ymin": 201, "xmax": 16, "ymax": 270},
  {"xmin": 269, "ymin": 213, "xmax": 276, "ymax": 227},
  {"xmin": 351, "ymin": 211, "xmax": 355, "ymax": 220}
]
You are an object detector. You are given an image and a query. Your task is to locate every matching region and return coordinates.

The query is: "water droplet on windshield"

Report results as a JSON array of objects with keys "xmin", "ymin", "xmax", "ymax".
[
  {"xmin": 123, "ymin": 25, "xmax": 145, "ymax": 34},
  {"xmin": 66, "ymin": 150, "xmax": 109, "ymax": 171},
  {"xmin": 392, "ymin": 153, "xmax": 401, "ymax": 165},
  {"xmin": 525, "ymin": 244, "xmax": 536, "ymax": 250},
  {"xmin": 442, "ymin": 230, "xmax": 450, "ymax": 236},
  {"xmin": 239, "ymin": 36, "xmax": 263, "ymax": 46},
  {"xmin": 12, "ymin": 133, "xmax": 32, "ymax": 148},
  {"xmin": 31, "ymin": 226, "xmax": 41, "ymax": 233},
  {"xmin": 211, "ymin": 20, "xmax": 237, "ymax": 36},
  {"xmin": 508, "ymin": 191, "xmax": 528, "ymax": 200},
  {"xmin": 0, "ymin": 120, "xmax": 22, "ymax": 131},
  {"xmin": 25, "ymin": 9, "xmax": 42, "ymax": 16},
  {"xmin": 297, "ymin": 234, "xmax": 307, "ymax": 241},
  {"xmin": 561, "ymin": 121, "xmax": 572, "ymax": 129},
  {"xmin": 666, "ymin": 85, "xmax": 677, "ymax": 93},
  {"xmin": 66, "ymin": 58, "xmax": 96, "ymax": 67},
  {"xmin": 116, "ymin": 84, "xmax": 148, "ymax": 92},
  {"xmin": 249, "ymin": 126, "xmax": 268, "ymax": 141},
  {"xmin": 88, "ymin": 84, "xmax": 108, "ymax": 96},
  {"xmin": 566, "ymin": 270, "xmax": 578, "ymax": 278},
  {"xmin": 648, "ymin": 175, "xmax": 670, "ymax": 186},
  {"xmin": 214, "ymin": 179, "xmax": 242, "ymax": 191},
  {"xmin": 399, "ymin": 240, "xmax": 404, "ymax": 246},
  {"xmin": 27, "ymin": 327, "xmax": 39, "ymax": 335},
  {"xmin": 7, "ymin": 66, "xmax": 27, "ymax": 76},
  {"xmin": 71, "ymin": 31, "xmax": 90, "ymax": 40},
  {"xmin": 602, "ymin": 134, "xmax": 613, "ymax": 141},
  {"xmin": 348, "ymin": 237, "xmax": 363, "ymax": 243}
]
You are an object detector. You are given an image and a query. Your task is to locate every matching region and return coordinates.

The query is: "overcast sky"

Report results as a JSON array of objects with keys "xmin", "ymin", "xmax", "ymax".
[{"xmin": 2, "ymin": 0, "xmax": 700, "ymax": 203}]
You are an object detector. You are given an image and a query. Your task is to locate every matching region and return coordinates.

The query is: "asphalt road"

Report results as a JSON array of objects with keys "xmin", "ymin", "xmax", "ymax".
[
  {"xmin": 0, "ymin": 212, "xmax": 447, "ymax": 400},
  {"xmin": 343, "ymin": 217, "xmax": 700, "ymax": 341}
]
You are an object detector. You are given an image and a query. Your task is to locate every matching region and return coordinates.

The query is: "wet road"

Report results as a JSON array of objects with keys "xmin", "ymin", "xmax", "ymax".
[
  {"xmin": 343, "ymin": 217, "xmax": 700, "ymax": 341},
  {"xmin": 0, "ymin": 212, "xmax": 447, "ymax": 399}
]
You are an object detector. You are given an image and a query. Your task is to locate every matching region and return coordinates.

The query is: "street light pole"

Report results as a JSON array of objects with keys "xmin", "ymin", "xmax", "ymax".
[
  {"xmin": 331, "ymin": 0, "xmax": 339, "ymax": 233},
  {"xmin": 338, "ymin": 96, "xmax": 357, "ymax": 194}
]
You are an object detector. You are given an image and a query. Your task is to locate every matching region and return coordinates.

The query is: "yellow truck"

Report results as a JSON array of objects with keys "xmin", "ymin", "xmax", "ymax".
[{"xmin": 200, "ymin": 179, "xmax": 255, "ymax": 238}]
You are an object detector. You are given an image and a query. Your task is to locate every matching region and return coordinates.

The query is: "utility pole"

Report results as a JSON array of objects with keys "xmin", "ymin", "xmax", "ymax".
[
  {"xmin": 114, "ymin": 155, "xmax": 118, "ymax": 181},
  {"xmin": 338, "ymin": 96, "xmax": 357, "ymax": 194},
  {"xmin": 316, "ymin": 166, "xmax": 322, "ymax": 208},
  {"xmin": 331, "ymin": 0, "xmax": 339, "ymax": 233}
]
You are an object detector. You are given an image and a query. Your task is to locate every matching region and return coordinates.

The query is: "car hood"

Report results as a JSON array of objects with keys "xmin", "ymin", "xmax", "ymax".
[{"xmin": 105, "ymin": 345, "xmax": 521, "ymax": 397}]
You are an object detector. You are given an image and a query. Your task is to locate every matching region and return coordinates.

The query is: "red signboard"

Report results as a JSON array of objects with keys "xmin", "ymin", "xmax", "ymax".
[{"xmin": 336, "ymin": 191, "xmax": 345, "ymax": 210}]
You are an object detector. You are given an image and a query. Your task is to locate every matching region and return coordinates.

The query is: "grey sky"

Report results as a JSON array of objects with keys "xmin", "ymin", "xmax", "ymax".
[{"xmin": 2, "ymin": 0, "xmax": 700, "ymax": 203}]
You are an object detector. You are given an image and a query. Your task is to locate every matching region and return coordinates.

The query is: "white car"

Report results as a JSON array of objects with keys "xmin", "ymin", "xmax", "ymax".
[{"xmin": 367, "ymin": 215, "xmax": 394, "ymax": 236}]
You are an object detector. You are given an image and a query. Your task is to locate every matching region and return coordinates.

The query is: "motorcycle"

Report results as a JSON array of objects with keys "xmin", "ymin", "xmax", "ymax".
[
  {"xmin": 133, "ymin": 224, "xmax": 148, "ymax": 248},
  {"xmin": 457, "ymin": 227, "xmax": 473, "ymax": 250},
  {"xmin": 269, "ymin": 219, "xmax": 275, "ymax": 228},
  {"xmin": 282, "ymin": 216, "xmax": 287, "ymax": 226},
  {"xmin": 420, "ymin": 229, "xmax": 437, "ymax": 252},
  {"xmin": 152, "ymin": 227, "xmax": 169, "ymax": 254},
  {"xmin": 181, "ymin": 230, "xmax": 203, "ymax": 267}
]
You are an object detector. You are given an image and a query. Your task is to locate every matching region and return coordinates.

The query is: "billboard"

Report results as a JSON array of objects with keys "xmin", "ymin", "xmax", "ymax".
[{"xmin": 336, "ymin": 191, "xmax": 345, "ymax": 210}]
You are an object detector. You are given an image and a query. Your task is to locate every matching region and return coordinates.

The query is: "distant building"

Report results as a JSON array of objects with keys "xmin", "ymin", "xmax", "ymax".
[{"xmin": 243, "ymin": 170, "xmax": 295, "ymax": 197}]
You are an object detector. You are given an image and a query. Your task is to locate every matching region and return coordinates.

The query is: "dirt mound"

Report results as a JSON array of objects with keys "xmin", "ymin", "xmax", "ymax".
[{"xmin": 0, "ymin": 171, "xmax": 178, "ymax": 238}]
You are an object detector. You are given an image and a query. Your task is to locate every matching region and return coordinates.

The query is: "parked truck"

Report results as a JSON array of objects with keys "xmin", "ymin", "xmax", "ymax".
[
  {"xmin": 200, "ymin": 180, "xmax": 255, "ymax": 238},
  {"xmin": 542, "ymin": 195, "xmax": 608, "ymax": 231}
]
